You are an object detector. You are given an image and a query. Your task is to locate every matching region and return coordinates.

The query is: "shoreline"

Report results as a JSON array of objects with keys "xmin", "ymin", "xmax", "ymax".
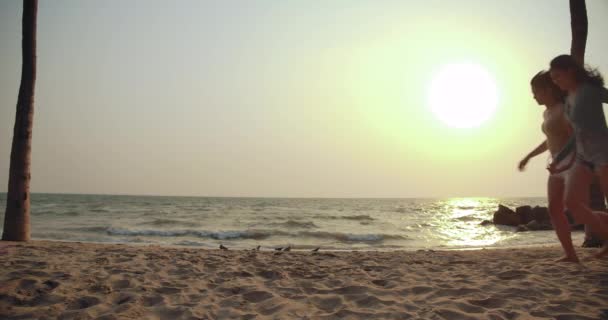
[
  {"xmin": 0, "ymin": 235, "xmax": 584, "ymax": 253},
  {"xmin": 2, "ymin": 240, "xmax": 607, "ymax": 319}
]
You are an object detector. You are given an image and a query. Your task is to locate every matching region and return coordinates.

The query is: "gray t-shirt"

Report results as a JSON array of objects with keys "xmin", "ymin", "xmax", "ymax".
[
  {"xmin": 565, "ymin": 83, "xmax": 608, "ymax": 165},
  {"xmin": 565, "ymin": 83, "xmax": 608, "ymax": 134}
]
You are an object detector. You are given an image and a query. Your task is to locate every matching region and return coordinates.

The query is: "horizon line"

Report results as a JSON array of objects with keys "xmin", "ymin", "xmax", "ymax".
[{"xmin": 0, "ymin": 191, "xmax": 547, "ymax": 200}]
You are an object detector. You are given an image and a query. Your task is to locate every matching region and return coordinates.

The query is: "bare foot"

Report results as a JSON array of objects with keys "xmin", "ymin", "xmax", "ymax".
[
  {"xmin": 591, "ymin": 243, "xmax": 608, "ymax": 259},
  {"xmin": 555, "ymin": 255, "xmax": 580, "ymax": 263}
]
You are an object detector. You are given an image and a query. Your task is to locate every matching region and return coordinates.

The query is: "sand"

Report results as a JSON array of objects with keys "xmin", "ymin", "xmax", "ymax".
[{"xmin": 0, "ymin": 241, "xmax": 607, "ymax": 319}]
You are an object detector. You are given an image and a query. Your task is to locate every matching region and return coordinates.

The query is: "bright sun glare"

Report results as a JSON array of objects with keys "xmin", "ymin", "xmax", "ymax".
[{"xmin": 427, "ymin": 62, "xmax": 498, "ymax": 128}]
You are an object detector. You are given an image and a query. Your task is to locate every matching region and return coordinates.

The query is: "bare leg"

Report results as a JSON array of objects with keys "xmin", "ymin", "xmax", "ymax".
[
  {"xmin": 584, "ymin": 178, "xmax": 604, "ymax": 245},
  {"xmin": 547, "ymin": 175, "xmax": 578, "ymax": 262},
  {"xmin": 581, "ymin": 182, "xmax": 604, "ymax": 246},
  {"xmin": 593, "ymin": 165, "xmax": 608, "ymax": 258},
  {"xmin": 564, "ymin": 165, "xmax": 608, "ymax": 230}
]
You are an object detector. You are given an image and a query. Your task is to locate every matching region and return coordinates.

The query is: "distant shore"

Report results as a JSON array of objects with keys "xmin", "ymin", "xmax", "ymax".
[{"xmin": 1, "ymin": 240, "xmax": 607, "ymax": 319}]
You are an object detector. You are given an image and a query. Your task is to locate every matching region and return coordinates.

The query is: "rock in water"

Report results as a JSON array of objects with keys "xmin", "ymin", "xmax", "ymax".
[
  {"xmin": 531, "ymin": 206, "xmax": 550, "ymax": 224},
  {"xmin": 516, "ymin": 205, "xmax": 534, "ymax": 224},
  {"xmin": 480, "ymin": 220, "xmax": 493, "ymax": 226},
  {"xmin": 525, "ymin": 219, "xmax": 553, "ymax": 231},
  {"xmin": 493, "ymin": 205, "xmax": 521, "ymax": 226}
]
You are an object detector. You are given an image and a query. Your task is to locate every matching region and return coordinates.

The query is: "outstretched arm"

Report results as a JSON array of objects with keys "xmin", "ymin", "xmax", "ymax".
[{"xmin": 519, "ymin": 140, "xmax": 548, "ymax": 171}]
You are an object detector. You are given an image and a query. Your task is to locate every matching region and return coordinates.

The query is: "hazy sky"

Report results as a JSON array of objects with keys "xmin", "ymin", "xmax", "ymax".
[{"xmin": 1, "ymin": 1, "xmax": 608, "ymax": 198}]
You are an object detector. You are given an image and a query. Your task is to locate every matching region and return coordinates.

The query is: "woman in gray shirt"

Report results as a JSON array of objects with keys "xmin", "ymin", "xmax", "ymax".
[{"xmin": 549, "ymin": 54, "xmax": 608, "ymax": 259}]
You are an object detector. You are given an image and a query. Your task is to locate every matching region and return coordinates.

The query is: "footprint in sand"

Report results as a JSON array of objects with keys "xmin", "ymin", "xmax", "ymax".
[
  {"xmin": 371, "ymin": 279, "xmax": 389, "ymax": 287},
  {"xmin": 257, "ymin": 299, "xmax": 286, "ymax": 315},
  {"xmin": 468, "ymin": 297, "xmax": 506, "ymax": 309},
  {"xmin": 50, "ymin": 272, "xmax": 72, "ymax": 280},
  {"xmin": 433, "ymin": 308, "xmax": 478, "ymax": 320},
  {"xmin": 111, "ymin": 279, "xmax": 131, "ymax": 290},
  {"xmin": 404, "ymin": 285, "xmax": 434, "ymax": 295},
  {"xmin": 13, "ymin": 270, "xmax": 50, "ymax": 278},
  {"xmin": 334, "ymin": 285, "xmax": 368, "ymax": 295},
  {"xmin": 495, "ymin": 269, "xmax": 531, "ymax": 280},
  {"xmin": 109, "ymin": 268, "xmax": 130, "ymax": 275},
  {"xmin": 67, "ymin": 296, "xmax": 101, "ymax": 310},
  {"xmin": 90, "ymin": 283, "xmax": 113, "ymax": 294},
  {"xmin": 219, "ymin": 298, "xmax": 242, "ymax": 308},
  {"xmin": 142, "ymin": 295, "xmax": 165, "ymax": 307},
  {"xmin": 257, "ymin": 270, "xmax": 284, "ymax": 280},
  {"xmin": 310, "ymin": 295, "xmax": 343, "ymax": 312},
  {"xmin": 115, "ymin": 292, "xmax": 138, "ymax": 305},
  {"xmin": 235, "ymin": 271, "xmax": 254, "ymax": 278},
  {"xmin": 243, "ymin": 290, "xmax": 274, "ymax": 303},
  {"xmin": 216, "ymin": 285, "xmax": 245, "ymax": 297},
  {"xmin": 18, "ymin": 278, "xmax": 38, "ymax": 290},
  {"xmin": 29, "ymin": 261, "xmax": 49, "ymax": 269},
  {"xmin": 353, "ymin": 295, "xmax": 396, "ymax": 308},
  {"xmin": 155, "ymin": 286, "xmax": 181, "ymax": 295},
  {"xmin": 95, "ymin": 314, "xmax": 118, "ymax": 320},
  {"xmin": 154, "ymin": 306, "xmax": 191, "ymax": 319},
  {"xmin": 95, "ymin": 257, "xmax": 110, "ymax": 264},
  {"xmin": 449, "ymin": 301, "xmax": 486, "ymax": 314}
]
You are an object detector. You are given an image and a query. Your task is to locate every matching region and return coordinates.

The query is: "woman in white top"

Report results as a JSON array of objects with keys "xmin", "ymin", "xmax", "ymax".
[{"xmin": 519, "ymin": 71, "xmax": 578, "ymax": 262}]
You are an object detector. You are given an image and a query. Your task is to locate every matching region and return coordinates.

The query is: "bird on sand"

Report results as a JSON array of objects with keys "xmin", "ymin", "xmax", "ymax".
[
  {"xmin": 219, "ymin": 244, "xmax": 228, "ymax": 250},
  {"xmin": 311, "ymin": 247, "xmax": 320, "ymax": 252}
]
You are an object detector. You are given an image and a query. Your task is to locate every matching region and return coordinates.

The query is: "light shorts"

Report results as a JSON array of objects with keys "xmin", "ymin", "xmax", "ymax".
[{"xmin": 549, "ymin": 151, "xmax": 575, "ymax": 179}]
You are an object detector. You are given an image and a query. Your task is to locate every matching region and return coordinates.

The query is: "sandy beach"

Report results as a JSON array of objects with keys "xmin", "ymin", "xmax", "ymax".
[{"xmin": 1, "ymin": 241, "xmax": 607, "ymax": 319}]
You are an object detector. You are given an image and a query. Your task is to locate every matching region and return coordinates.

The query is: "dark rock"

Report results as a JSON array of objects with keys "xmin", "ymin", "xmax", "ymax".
[
  {"xmin": 480, "ymin": 220, "xmax": 493, "ymax": 226},
  {"xmin": 531, "ymin": 206, "xmax": 550, "ymax": 224},
  {"xmin": 493, "ymin": 205, "xmax": 521, "ymax": 226},
  {"xmin": 525, "ymin": 219, "xmax": 553, "ymax": 231},
  {"xmin": 516, "ymin": 206, "xmax": 534, "ymax": 224}
]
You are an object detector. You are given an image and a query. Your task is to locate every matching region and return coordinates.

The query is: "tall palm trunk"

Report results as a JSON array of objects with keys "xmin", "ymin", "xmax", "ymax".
[
  {"xmin": 569, "ymin": 0, "xmax": 587, "ymax": 66},
  {"xmin": 2, "ymin": 0, "xmax": 38, "ymax": 241}
]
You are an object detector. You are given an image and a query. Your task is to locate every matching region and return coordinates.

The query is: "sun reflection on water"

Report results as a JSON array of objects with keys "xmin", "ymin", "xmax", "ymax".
[{"xmin": 433, "ymin": 197, "xmax": 513, "ymax": 247}]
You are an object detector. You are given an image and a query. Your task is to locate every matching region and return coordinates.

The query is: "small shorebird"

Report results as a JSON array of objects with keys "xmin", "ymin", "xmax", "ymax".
[
  {"xmin": 219, "ymin": 244, "xmax": 228, "ymax": 250},
  {"xmin": 274, "ymin": 247, "xmax": 283, "ymax": 251},
  {"xmin": 283, "ymin": 246, "xmax": 291, "ymax": 252},
  {"xmin": 255, "ymin": 245, "xmax": 261, "ymax": 251},
  {"xmin": 312, "ymin": 247, "xmax": 320, "ymax": 252}
]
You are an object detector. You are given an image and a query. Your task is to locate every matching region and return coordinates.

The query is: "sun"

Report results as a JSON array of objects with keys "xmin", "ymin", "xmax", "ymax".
[{"xmin": 427, "ymin": 62, "xmax": 498, "ymax": 128}]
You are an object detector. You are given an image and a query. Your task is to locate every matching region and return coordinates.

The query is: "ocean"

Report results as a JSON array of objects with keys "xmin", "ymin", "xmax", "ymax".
[{"xmin": 0, "ymin": 193, "xmax": 583, "ymax": 250}]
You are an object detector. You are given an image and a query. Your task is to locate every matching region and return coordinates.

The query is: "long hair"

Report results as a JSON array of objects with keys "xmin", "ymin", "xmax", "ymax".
[
  {"xmin": 531, "ymin": 70, "xmax": 566, "ymax": 102},
  {"xmin": 550, "ymin": 54, "xmax": 604, "ymax": 87}
]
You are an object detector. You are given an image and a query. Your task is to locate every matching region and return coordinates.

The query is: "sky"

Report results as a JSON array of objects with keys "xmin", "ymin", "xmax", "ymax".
[{"xmin": 1, "ymin": 0, "xmax": 608, "ymax": 198}]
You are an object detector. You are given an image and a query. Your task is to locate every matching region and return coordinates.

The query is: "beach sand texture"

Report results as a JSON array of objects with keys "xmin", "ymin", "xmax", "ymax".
[{"xmin": 1, "ymin": 241, "xmax": 607, "ymax": 319}]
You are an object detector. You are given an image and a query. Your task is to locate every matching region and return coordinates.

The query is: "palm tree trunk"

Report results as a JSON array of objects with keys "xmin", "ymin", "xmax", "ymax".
[
  {"xmin": 569, "ymin": 0, "xmax": 587, "ymax": 65},
  {"xmin": 2, "ymin": 0, "xmax": 38, "ymax": 241}
]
